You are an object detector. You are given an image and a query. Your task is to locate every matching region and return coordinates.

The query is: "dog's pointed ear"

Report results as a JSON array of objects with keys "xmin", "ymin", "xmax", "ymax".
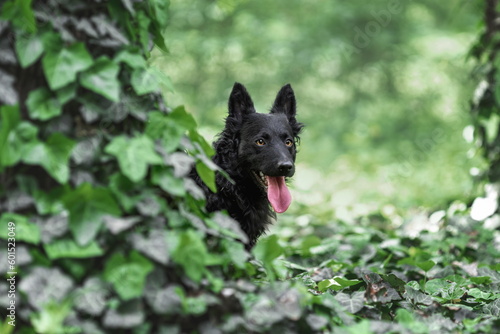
[
  {"xmin": 228, "ymin": 82, "xmax": 255, "ymax": 119},
  {"xmin": 271, "ymin": 84, "xmax": 296, "ymax": 118},
  {"xmin": 271, "ymin": 84, "xmax": 304, "ymax": 137}
]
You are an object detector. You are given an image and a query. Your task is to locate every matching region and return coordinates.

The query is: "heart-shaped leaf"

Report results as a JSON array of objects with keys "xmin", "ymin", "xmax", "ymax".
[
  {"xmin": 23, "ymin": 133, "xmax": 75, "ymax": 184},
  {"xmin": 42, "ymin": 42, "xmax": 93, "ymax": 90},
  {"xmin": 105, "ymin": 135, "xmax": 162, "ymax": 182},
  {"xmin": 80, "ymin": 56, "xmax": 121, "ymax": 102},
  {"xmin": 62, "ymin": 183, "xmax": 121, "ymax": 246},
  {"xmin": 26, "ymin": 87, "xmax": 62, "ymax": 120}
]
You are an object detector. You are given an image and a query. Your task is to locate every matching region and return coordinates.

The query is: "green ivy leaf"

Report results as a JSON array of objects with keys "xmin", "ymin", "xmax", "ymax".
[
  {"xmin": 62, "ymin": 183, "xmax": 121, "ymax": 246},
  {"xmin": 145, "ymin": 111, "xmax": 184, "ymax": 152},
  {"xmin": 222, "ymin": 239, "xmax": 249, "ymax": 269},
  {"xmin": 404, "ymin": 284, "xmax": 433, "ymax": 305},
  {"xmin": 104, "ymin": 251, "xmax": 154, "ymax": 300},
  {"xmin": 151, "ymin": 166, "xmax": 186, "ymax": 197},
  {"xmin": 467, "ymin": 288, "xmax": 496, "ymax": 301},
  {"xmin": 470, "ymin": 276, "xmax": 492, "ymax": 285},
  {"xmin": 252, "ymin": 234, "xmax": 284, "ymax": 265},
  {"xmin": 114, "ymin": 50, "xmax": 146, "ymax": 68},
  {"xmin": 380, "ymin": 273, "xmax": 407, "ymax": 293},
  {"xmin": 33, "ymin": 186, "xmax": 67, "ymax": 215},
  {"xmin": 195, "ymin": 161, "xmax": 216, "ymax": 193},
  {"xmin": 1, "ymin": 0, "xmax": 36, "ymax": 33},
  {"xmin": 109, "ymin": 173, "xmax": 141, "ymax": 213},
  {"xmin": 300, "ymin": 235, "xmax": 322, "ymax": 256},
  {"xmin": 424, "ymin": 278, "xmax": 449, "ymax": 295},
  {"xmin": 151, "ymin": 24, "xmax": 169, "ymax": 53},
  {"xmin": 0, "ymin": 105, "xmax": 39, "ymax": 167},
  {"xmin": 0, "ymin": 105, "xmax": 19, "ymax": 167},
  {"xmin": 3, "ymin": 122, "xmax": 39, "ymax": 167},
  {"xmin": 105, "ymin": 135, "xmax": 163, "ymax": 182},
  {"xmin": 169, "ymin": 106, "xmax": 197, "ymax": 131},
  {"xmin": 44, "ymin": 239, "xmax": 103, "ymax": 260},
  {"xmin": 136, "ymin": 10, "xmax": 151, "ymax": 54},
  {"xmin": 150, "ymin": 0, "xmax": 169, "ymax": 27},
  {"xmin": 171, "ymin": 229, "xmax": 209, "ymax": 283},
  {"xmin": 131, "ymin": 68, "xmax": 160, "ymax": 95},
  {"xmin": 80, "ymin": 57, "xmax": 121, "ymax": 102},
  {"xmin": 31, "ymin": 300, "xmax": 72, "ymax": 334},
  {"xmin": 153, "ymin": 67, "xmax": 174, "ymax": 92},
  {"xmin": 0, "ymin": 213, "xmax": 40, "ymax": 244},
  {"xmin": 15, "ymin": 33, "xmax": 44, "ymax": 68},
  {"xmin": 189, "ymin": 130, "xmax": 215, "ymax": 156},
  {"xmin": 55, "ymin": 83, "xmax": 77, "ymax": 105},
  {"xmin": 42, "ymin": 42, "xmax": 94, "ymax": 90},
  {"xmin": 416, "ymin": 260, "xmax": 435, "ymax": 272},
  {"xmin": 40, "ymin": 30, "xmax": 63, "ymax": 53},
  {"xmin": 318, "ymin": 277, "xmax": 362, "ymax": 292},
  {"xmin": 395, "ymin": 309, "xmax": 428, "ymax": 334},
  {"xmin": 26, "ymin": 87, "xmax": 62, "ymax": 120},
  {"xmin": 334, "ymin": 291, "xmax": 365, "ymax": 314},
  {"xmin": 23, "ymin": 133, "xmax": 75, "ymax": 184}
]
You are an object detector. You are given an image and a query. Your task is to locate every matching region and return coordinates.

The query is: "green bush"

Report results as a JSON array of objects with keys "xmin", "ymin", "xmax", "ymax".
[{"xmin": 0, "ymin": 1, "xmax": 498, "ymax": 334}]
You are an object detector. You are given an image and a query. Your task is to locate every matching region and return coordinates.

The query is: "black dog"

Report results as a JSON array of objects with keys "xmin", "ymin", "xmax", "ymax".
[{"xmin": 195, "ymin": 83, "xmax": 303, "ymax": 248}]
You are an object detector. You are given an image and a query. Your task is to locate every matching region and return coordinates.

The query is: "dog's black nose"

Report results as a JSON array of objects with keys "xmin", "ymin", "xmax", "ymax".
[{"xmin": 278, "ymin": 161, "xmax": 294, "ymax": 175}]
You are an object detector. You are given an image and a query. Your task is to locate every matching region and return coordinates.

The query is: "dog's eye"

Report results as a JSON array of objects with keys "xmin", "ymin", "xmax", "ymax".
[
  {"xmin": 255, "ymin": 139, "xmax": 266, "ymax": 146},
  {"xmin": 285, "ymin": 139, "xmax": 293, "ymax": 147}
]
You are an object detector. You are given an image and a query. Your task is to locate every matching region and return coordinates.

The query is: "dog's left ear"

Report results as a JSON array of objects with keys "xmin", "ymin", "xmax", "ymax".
[{"xmin": 271, "ymin": 84, "xmax": 296, "ymax": 118}]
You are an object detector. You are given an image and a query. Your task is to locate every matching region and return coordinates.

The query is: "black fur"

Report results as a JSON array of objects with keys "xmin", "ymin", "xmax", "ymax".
[{"xmin": 194, "ymin": 83, "xmax": 303, "ymax": 248}]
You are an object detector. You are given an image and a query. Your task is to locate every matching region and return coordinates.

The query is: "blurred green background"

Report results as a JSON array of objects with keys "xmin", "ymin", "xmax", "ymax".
[{"xmin": 152, "ymin": 0, "xmax": 485, "ymax": 217}]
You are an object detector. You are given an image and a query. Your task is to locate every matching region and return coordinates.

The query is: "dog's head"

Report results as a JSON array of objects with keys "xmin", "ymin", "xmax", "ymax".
[{"xmin": 224, "ymin": 82, "xmax": 303, "ymax": 213}]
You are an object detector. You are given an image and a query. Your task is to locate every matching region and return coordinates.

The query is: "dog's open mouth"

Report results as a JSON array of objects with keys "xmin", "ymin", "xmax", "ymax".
[{"xmin": 253, "ymin": 171, "xmax": 292, "ymax": 214}]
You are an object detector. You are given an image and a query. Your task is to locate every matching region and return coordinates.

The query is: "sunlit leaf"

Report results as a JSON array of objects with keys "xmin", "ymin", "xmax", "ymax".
[
  {"xmin": 195, "ymin": 161, "xmax": 216, "ymax": 193},
  {"xmin": 42, "ymin": 42, "xmax": 94, "ymax": 90},
  {"xmin": 31, "ymin": 300, "xmax": 72, "ymax": 334},
  {"xmin": 318, "ymin": 276, "xmax": 362, "ymax": 292},
  {"xmin": 15, "ymin": 33, "xmax": 44, "ymax": 68}
]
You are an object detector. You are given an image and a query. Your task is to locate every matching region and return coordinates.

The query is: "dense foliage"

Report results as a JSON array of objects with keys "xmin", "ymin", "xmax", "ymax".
[{"xmin": 0, "ymin": 1, "xmax": 498, "ymax": 334}]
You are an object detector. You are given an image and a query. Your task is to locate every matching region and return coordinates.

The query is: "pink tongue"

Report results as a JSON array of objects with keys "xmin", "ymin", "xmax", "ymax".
[{"xmin": 266, "ymin": 176, "xmax": 292, "ymax": 213}]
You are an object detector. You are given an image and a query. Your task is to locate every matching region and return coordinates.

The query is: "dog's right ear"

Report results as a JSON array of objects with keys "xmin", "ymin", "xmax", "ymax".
[{"xmin": 228, "ymin": 82, "xmax": 255, "ymax": 120}]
